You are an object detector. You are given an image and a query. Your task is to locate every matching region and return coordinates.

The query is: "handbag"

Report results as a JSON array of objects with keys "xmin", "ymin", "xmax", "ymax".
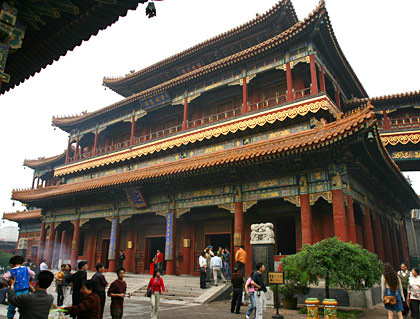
[
  {"xmin": 146, "ymin": 277, "xmax": 160, "ymax": 298},
  {"xmin": 383, "ymin": 295, "xmax": 397, "ymax": 306}
]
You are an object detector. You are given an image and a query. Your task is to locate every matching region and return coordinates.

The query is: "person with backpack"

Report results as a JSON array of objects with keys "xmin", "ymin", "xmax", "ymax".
[{"xmin": 145, "ymin": 270, "xmax": 165, "ymax": 319}]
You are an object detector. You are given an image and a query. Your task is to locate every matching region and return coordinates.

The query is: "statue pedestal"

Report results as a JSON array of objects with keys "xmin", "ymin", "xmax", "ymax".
[{"xmin": 250, "ymin": 222, "xmax": 276, "ymax": 285}]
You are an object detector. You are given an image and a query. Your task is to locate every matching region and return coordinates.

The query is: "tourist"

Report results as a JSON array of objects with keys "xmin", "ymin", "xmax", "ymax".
[
  {"xmin": 39, "ymin": 260, "xmax": 48, "ymax": 271},
  {"xmin": 56, "ymin": 264, "xmax": 66, "ymax": 306},
  {"xmin": 382, "ymin": 262, "xmax": 404, "ymax": 319},
  {"xmin": 252, "ymin": 263, "xmax": 267, "ymax": 319},
  {"xmin": 398, "ymin": 262, "xmax": 410, "ymax": 316},
  {"xmin": 223, "ymin": 248, "xmax": 231, "ymax": 281},
  {"xmin": 245, "ymin": 272, "xmax": 256, "ymax": 319},
  {"xmin": 146, "ymin": 270, "xmax": 165, "ymax": 319},
  {"xmin": 155, "ymin": 249, "xmax": 164, "ymax": 274},
  {"xmin": 108, "ymin": 267, "xmax": 130, "ymax": 319},
  {"xmin": 235, "ymin": 245, "xmax": 247, "ymax": 276},
  {"xmin": 71, "ymin": 261, "xmax": 88, "ymax": 306},
  {"xmin": 408, "ymin": 267, "xmax": 420, "ymax": 319},
  {"xmin": 230, "ymin": 268, "xmax": 244, "ymax": 314},
  {"xmin": 210, "ymin": 253, "xmax": 225, "ymax": 286},
  {"xmin": 198, "ymin": 252, "xmax": 207, "ymax": 289},
  {"xmin": 118, "ymin": 250, "xmax": 125, "ymax": 269},
  {"xmin": 63, "ymin": 264, "xmax": 72, "ymax": 306},
  {"xmin": 2, "ymin": 255, "xmax": 35, "ymax": 319},
  {"xmin": 205, "ymin": 248, "xmax": 213, "ymax": 282},
  {"xmin": 92, "ymin": 263, "xmax": 108, "ymax": 318},
  {"xmin": 64, "ymin": 280, "xmax": 101, "ymax": 319},
  {"xmin": 0, "ymin": 281, "xmax": 8, "ymax": 305},
  {"xmin": 7, "ymin": 270, "xmax": 54, "ymax": 319}
]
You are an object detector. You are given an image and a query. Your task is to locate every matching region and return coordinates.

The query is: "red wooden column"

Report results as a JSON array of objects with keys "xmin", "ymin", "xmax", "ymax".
[
  {"xmin": 165, "ymin": 211, "xmax": 177, "ymax": 275},
  {"xmin": 65, "ymin": 138, "xmax": 71, "ymax": 164},
  {"xmin": 125, "ymin": 227, "xmax": 135, "ymax": 273},
  {"xmin": 59, "ymin": 230, "xmax": 67, "ymax": 265},
  {"xmin": 362, "ymin": 206, "xmax": 375, "ymax": 253},
  {"xmin": 286, "ymin": 62, "xmax": 294, "ymax": 101},
  {"xmin": 37, "ymin": 222, "xmax": 47, "ymax": 264},
  {"xmin": 93, "ymin": 130, "xmax": 98, "ymax": 156},
  {"xmin": 373, "ymin": 212, "xmax": 385, "ymax": 261},
  {"xmin": 319, "ymin": 66, "xmax": 326, "ymax": 92},
  {"xmin": 130, "ymin": 116, "xmax": 135, "ymax": 145},
  {"xmin": 73, "ymin": 136, "xmax": 79, "ymax": 162},
  {"xmin": 234, "ymin": 201, "xmax": 244, "ymax": 252},
  {"xmin": 51, "ymin": 229, "xmax": 60, "ymax": 269},
  {"xmin": 70, "ymin": 219, "xmax": 80, "ymax": 269},
  {"xmin": 31, "ymin": 176, "xmax": 36, "ymax": 189},
  {"xmin": 45, "ymin": 222, "xmax": 55, "ymax": 267},
  {"xmin": 108, "ymin": 217, "xmax": 120, "ymax": 272},
  {"xmin": 182, "ymin": 99, "xmax": 189, "ymax": 130},
  {"xmin": 180, "ymin": 221, "xmax": 192, "ymax": 275},
  {"xmin": 242, "ymin": 78, "xmax": 248, "ymax": 114},
  {"xmin": 400, "ymin": 221, "xmax": 410, "ymax": 263},
  {"xmin": 309, "ymin": 54, "xmax": 318, "ymax": 95},
  {"xmin": 331, "ymin": 175, "xmax": 348, "ymax": 241},
  {"xmin": 335, "ymin": 85, "xmax": 341, "ymax": 109},
  {"xmin": 382, "ymin": 217, "xmax": 393, "ymax": 263},
  {"xmin": 382, "ymin": 111, "xmax": 391, "ymax": 130},
  {"xmin": 299, "ymin": 176, "xmax": 312, "ymax": 245},
  {"xmin": 390, "ymin": 223, "xmax": 401, "ymax": 267},
  {"xmin": 346, "ymin": 195, "xmax": 357, "ymax": 243},
  {"xmin": 87, "ymin": 231, "xmax": 96, "ymax": 271}
]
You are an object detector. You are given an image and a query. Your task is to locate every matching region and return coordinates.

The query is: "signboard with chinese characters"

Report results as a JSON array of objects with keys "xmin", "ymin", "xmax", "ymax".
[
  {"xmin": 268, "ymin": 272, "xmax": 284, "ymax": 284},
  {"xmin": 126, "ymin": 187, "xmax": 147, "ymax": 209},
  {"xmin": 165, "ymin": 212, "xmax": 173, "ymax": 260}
]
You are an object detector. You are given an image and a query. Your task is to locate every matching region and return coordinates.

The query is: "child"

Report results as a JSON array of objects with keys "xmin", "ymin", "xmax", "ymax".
[{"xmin": 2, "ymin": 255, "xmax": 35, "ymax": 319}]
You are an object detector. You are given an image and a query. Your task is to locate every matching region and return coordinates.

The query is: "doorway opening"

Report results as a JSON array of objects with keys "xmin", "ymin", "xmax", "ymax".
[
  {"xmin": 145, "ymin": 237, "xmax": 166, "ymax": 272},
  {"xmin": 277, "ymin": 217, "xmax": 296, "ymax": 255},
  {"xmin": 206, "ymin": 234, "xmax": 231, "ymax": 251},
  {"xmin": 101, "ymin": 239, "xmax": 110, "ymax": 269}
]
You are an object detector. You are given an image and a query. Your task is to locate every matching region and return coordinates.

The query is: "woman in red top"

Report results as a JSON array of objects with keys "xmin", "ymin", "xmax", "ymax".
[{"xmin": 146, "ymin": 271, "xmax": 165, "ymax": 319}]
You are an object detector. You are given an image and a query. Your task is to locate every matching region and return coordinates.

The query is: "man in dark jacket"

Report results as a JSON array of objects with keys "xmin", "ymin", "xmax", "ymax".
[
  {"xmin": 231, "ymin": 268, "xmax": 244, "ymax": 314},
  {"xmin": 91, "ymin": 263, "xmax": 108, "ymax": 318},
  {"xmin": 7, "ymin": 270, "xmax": 54, "ymax": 319},
  {"xmin": 71, "ymin": 261, "xmax": 88, "ymax": 306}
]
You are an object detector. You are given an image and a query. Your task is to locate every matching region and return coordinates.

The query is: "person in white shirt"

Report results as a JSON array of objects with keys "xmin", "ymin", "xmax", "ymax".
[
  {"xmin": 40, "ymin": 260, "xmax": 48, "ymax": 271},
  {"xmin": 397, "ymin": 263, "xmax": 411, "ymax": 316},
  {"xmin": 198, "ymin": 252, "xmax": 207, "ymax": 289},
  {"xmin": 210, "ymin": 255, "xmax": 225, "ymax": 286},
  {"xmin": 408, "ymin": 268, "xmax": 420, "ymax": 319}
]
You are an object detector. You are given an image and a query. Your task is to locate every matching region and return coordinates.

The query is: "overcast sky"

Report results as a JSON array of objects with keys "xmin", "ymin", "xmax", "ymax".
[{"xmin": 0, "ymin": 0, "xmax": 419, "ymax": 222}]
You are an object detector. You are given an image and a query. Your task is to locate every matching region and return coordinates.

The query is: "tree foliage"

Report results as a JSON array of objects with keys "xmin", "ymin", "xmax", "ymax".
[
  {"xmin": 282, "ymin": 237, "xmax": 382, "ymax": 298},
  {"xmin": 0, "ymin": 250, "xmax": 13, "ymax": 268}
]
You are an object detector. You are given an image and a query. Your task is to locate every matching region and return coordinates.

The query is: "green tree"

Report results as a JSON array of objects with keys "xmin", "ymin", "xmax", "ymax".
[
  {"xmin": 0, "ymin": 250, "xmax": 13, "ymax": 268},
  {"xmin": 283, "ymin": 237, "xmax": 382, "ymax": 298}
]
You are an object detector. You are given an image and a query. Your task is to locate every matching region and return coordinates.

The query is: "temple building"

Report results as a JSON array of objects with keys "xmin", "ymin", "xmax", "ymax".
[{"xmin": 7, "ymin": 0, "xmax": 420, "ymax": 275}]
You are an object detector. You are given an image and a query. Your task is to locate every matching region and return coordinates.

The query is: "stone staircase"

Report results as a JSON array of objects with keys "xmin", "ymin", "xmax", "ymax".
[{"xmin": 87, "ymin": 271, "xmax": 229, "ymax": 304}]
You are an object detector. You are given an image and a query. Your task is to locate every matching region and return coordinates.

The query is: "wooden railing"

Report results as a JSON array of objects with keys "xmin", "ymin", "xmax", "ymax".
[
  {"xmin": 378, "ymin": 117, "xmax": 420, "ymax": 131},
  {"xmin": 67, "ymin": 90, "xmax": 313, "ymax": 163}
]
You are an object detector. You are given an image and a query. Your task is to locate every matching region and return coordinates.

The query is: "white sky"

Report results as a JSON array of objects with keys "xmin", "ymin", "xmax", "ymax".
[{"xmin": 0, "ymin": 0, "xmax": 419, "ymax": 220}]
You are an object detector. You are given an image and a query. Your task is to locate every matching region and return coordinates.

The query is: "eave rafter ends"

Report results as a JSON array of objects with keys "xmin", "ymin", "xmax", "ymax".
[
  {"xmin": 53, "ymin": 96, "xmax": 337, "ymax": 177},
  {"xmin": 13, "ymin": 105, "xmax": 380, "ymax": 203},
  {"xmin": 53, "ymin": 0, "xmax": 363, "ymax": 131}
]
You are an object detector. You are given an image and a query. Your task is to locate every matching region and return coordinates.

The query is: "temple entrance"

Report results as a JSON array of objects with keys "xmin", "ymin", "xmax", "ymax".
[
  {"xmin": 206, "ymin": 234, "xmax": 231, "ymax": 251},
  {"xmin": 101, "ymin": 239, "xmax": 110, "ymax": 269},
  {"xmin": 145, "ymin": 237, "xmax": 165, "ymax": 272},
  {"xmin": 277, "ymin": 217, "xmax": 296, "ymax": 255}
]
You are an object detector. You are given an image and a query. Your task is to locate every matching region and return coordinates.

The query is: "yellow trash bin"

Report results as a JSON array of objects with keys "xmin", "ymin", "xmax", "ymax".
[
  {"xmin": 305, "ymin": 298, "xmax": 320, "ymax": 319},
  {"xmin": 322, "ymin": 299, "xmax": 338, "ymax": 319}
]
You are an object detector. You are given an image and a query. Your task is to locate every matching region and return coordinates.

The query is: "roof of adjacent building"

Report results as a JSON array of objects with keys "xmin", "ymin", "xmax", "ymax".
[
  {"xmin": 15, "ymin": 106, "xmax": 419, "ymax": 209},
  {"xmin": 52, "ymin": 1, "xmax": 367, "ymax": 132},
  {"xmin": 3, "ymin": 209, "xmax": 42, "ymax": 222},
  {"xmin": 102, "ymin": 0, "xmax": 298, "ymax": 97},
  {"xmin": 346, "ymin": 90, "xmax": 420, "ymax": 109},
  {"xmin": 23, "ymin": 151, "xmax": 67, "ymax": 169},
  {"xmin": 1, "ymin": 0, "xmax": 141, "ymax": 95}
]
